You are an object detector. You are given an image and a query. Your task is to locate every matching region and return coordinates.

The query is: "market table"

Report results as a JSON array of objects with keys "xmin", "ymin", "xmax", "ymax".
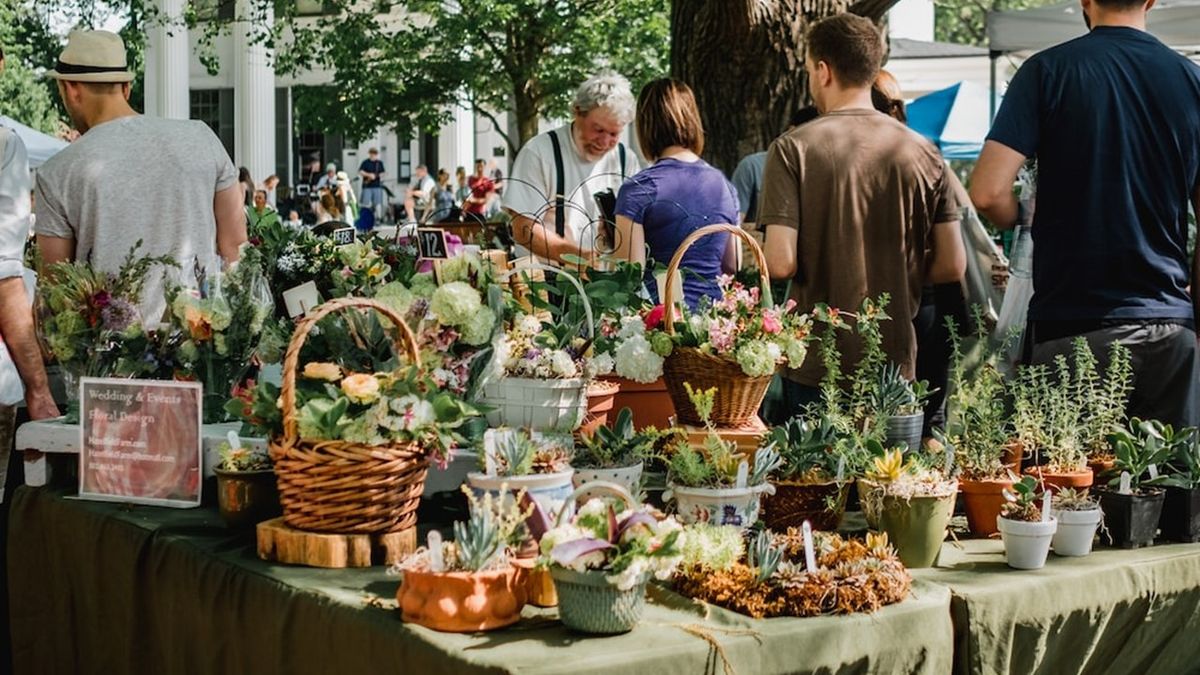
[
  {"xmin": 912, "ymin": 538, "xmax": 1200, "ymax": 675},
  {"xmin": 6, "ymin": 487, "xmax": 954, "ymax": 675}
]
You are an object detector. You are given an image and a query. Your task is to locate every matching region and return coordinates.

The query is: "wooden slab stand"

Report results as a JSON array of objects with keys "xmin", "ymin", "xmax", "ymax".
[
  {"xmin": 679, "ymin": 416, "xmax": 769, "ymax": 456},
  {"xmin": 256, "ymin": 518, "xmax": 416, "ymax": 568}
]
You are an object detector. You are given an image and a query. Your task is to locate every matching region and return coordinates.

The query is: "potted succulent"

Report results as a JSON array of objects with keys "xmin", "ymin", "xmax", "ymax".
[
  {"xmin": 396, "ymin": 487, "xmax": 530, "ymax": 632},
  {"xmin": 1096, "ymin": 419, "xmax": 1178, "ymax": 548},
  {"xmin": 872, "ymin": 363, "xmax": 932, "ymax": 452},
  {"xmin": 467, "ymin": 429, "xmax": 575, "ymax": 532},
  {"xmin": 212, "ymin": 435, "xmax": 280, "ymax": 529},
  {"xmin": 997, "ymin": 475, "xmax": 1057, "ymax": 569},
  {"xmin": 1051, "ymin": 488, "xmax": 1103, "ymax": 557},
  {"xmin": 572, "ymin": 407, "xmax": 656, "ymax": 500},
  {"xmin": 942, "ymin": 325, "xmax": 1013, "ymax": 536},
  {"xmin": 1153, "ymin": 428, "xmax": 1200, "ymax": 543},
  {"xmin": 662, "ymin": 384, "xmax": 781, "ymax": 528},
  {"xmin": 761, "ymin": 416, "xmax": 851, "ymax": 532},
  {"xmin": 540, "ymin": 484, "xmax": 685, "ymax": 634},
  {"xmin": 861, "ymin": 449, "xmax": 957, "ymax": 568}
]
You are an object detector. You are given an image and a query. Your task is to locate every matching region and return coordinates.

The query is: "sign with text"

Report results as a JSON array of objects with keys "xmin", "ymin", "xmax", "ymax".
[
  {"xmin": 79, "ymin": 378, "xmax": 203, "ymax": 508},
  {"xmin": 417, "ymin": 227, "xmax": 449, "ymax": 259},
  {"xmin": 331, "ymin": 226, "xmax": 356, "ymax": 246}
]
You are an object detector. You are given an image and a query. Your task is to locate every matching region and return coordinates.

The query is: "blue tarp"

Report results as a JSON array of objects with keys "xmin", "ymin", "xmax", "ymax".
[
  {"xmin": 906, "ymin": 82, "xmax": 995, "ymax": 160},
  {"xmin": 0, "ymin": 115, "xmax": 67, "ymax": 169}
]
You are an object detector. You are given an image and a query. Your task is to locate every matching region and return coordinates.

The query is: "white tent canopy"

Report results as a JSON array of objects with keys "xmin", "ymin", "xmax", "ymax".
[
  {"xmin": 0, "ymin": 116, "xmax": 67, "ymax": 169},
  {"xmin": 988, "ymin": 0, "xmax": 1200, "ymax": 54}
]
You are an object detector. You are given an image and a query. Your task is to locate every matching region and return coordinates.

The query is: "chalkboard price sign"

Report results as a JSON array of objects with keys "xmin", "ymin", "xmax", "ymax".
[
  {"xmin": 331, "ymin": 227, "xmax": 356, "ymax": 246},
  {"xmin": 417, "ymin": 228, "xmax": 449, "ymax": 259}
]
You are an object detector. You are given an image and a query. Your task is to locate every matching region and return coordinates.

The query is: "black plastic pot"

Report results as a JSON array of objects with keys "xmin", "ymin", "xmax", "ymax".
[
  {"xmin": 1159, "ymin": 486, "xmax": 1200, "ymax": 543},
  {"xmin": 1096, "ymin": 488, "xmax": 1165, "ymax": 549}
]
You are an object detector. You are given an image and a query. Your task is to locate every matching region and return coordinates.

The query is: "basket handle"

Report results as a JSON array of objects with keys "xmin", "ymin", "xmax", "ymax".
[
  {"xmin": 499, "ymin": 262, "xmax": 594, "ymax": 340},
  {"xmin": 280, "ymin": 297, "xmax": 421, "ymax": 444},
  {"xmin": 662, "ymin": 224, "xmax": 772, "ymax": 336},
  {"xmin": 554, "ymin": 480, "xmax": 637, "ymax": 527}
]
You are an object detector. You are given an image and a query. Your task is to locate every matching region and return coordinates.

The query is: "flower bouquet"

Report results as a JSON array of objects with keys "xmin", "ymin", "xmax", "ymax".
[
  {"xmin": 228, "ymin": 297, "xmax": 481, "ymax": 534},
  {"xmin": 37, "ymin": 241, "xmax": 177, "ymax": 419},
  {"xmin": 539, "ymin": 486, "xmax": 685, "ymax": 633},
  {"xmin": 166, "ymin": 252, "xmax": 274, "ymax": 423},
  {"xmin": 673, "ymin": 525, "xmax": 911, "ymax": 618},
  {"xmin": 658, "ymin": 224, "xmax": 811, "ymax": 427}
]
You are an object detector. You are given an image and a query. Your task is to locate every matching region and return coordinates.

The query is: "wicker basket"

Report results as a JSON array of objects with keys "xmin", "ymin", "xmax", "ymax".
[
  {"xmin": 269, "ymin": 297, "xmax": 429, "ymax": 534},
  {"xmin": 662, "ymin": 224, "xmax": 775, "ymax": 427}
]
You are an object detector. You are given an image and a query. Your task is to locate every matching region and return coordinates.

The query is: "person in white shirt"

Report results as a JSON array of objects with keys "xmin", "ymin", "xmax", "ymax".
[
  {"xmin": 403, "ymin": 165, "xmax": 436, "ymax": 224},
  {"xmin": 503, "ymin": 72, "xmax": 639, "ymax": 265}
]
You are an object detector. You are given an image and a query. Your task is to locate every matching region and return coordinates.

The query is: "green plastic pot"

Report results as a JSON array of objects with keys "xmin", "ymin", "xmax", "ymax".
[
  {"xmin": 550, "ymin": 566, "xmax": 649, "ymax": 634},
  {"xmin": 879, "ymin": 492, "xmax": 955, "ymax": 568}
]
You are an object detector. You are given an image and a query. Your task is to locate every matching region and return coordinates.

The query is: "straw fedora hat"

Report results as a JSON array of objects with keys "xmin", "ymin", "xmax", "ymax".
[{"xmin": 47, "ymin": 30, "xmax": 134, "ymax": 83}]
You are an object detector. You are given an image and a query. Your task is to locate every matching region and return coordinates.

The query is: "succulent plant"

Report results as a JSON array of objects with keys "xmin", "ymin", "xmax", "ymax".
[
  {"xmin": 576, "ymin": 407, "xmax": 656, "ymax": 469},
  {"xmin": 748, "ymin": 529, "xmax": 783, "ymax": 583},
  {"xmin": 452, "ymin": 506, "xmax": 505, "ymax": 571},
  {"xmin": 1052, "ymin": 488, "xmax": 1100, "ymax": 512},
  {"xmin": 869, "ymin": 363, "xmax": 925, "ymax": 418},
  {"xmin": 867, "ymin": 449, "xmax": 906, "ymax": 483},
  {"xmin": 1000, "ymin": 475, "xmax": 1043, "ymax": 522},
  {"xmin": 494, "ymin": 432, "xmax": 537, "ymax": 476}
]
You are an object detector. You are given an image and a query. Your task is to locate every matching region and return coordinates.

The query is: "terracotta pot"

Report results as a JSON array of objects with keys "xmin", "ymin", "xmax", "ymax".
[
  {"xmin": 397, "ymin": 565, "xmax": 527, "ymax": 632},
  {"xmin": 578, "ymin": 379, "xmax": 621, "ymax": 439},
  {"xmin": 512, "ymin": 558, "xmax": 558, "ymax": 607},
  {"xmin": 1003, "ymin": 440, "xmax": 1026, "ymax": 473},
  {"xmin": 601, "ymin": 376, "xmax": 674, "ymax": 430},
  {"xmin": 960, "ymin": 477, "xmax": 1014, "ymax": 537},
  {"xmin": 763, "ymin": 479, "xmax": 850, "ymax": 532},
  {"xmin": 1087, "ymin": 457, "xmax": 1116, "ymax": 487},
  {"xmin": 213, "ymin": 468, "xmax": 280, "ymax": 529},
  {"xmin": 1024, "ymin": 466, "xmax": 1093, "ymax": 494}
]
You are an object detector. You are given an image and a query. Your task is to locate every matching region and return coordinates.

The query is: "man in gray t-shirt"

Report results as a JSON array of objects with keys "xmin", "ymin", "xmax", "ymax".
[{"xmin": 34, "ymin": 30, "xmax": 246, "ymax": 321}]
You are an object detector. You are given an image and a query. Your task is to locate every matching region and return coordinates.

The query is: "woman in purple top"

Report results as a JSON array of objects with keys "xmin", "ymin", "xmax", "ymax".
[{"xmin": 614, "ymin": 78, "xmax": 741, "ymax": 309}]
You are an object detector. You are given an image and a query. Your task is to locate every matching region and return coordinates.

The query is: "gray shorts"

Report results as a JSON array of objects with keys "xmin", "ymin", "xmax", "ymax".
[
  {"xmin": 360, "ymin": 187, "xmax": 385, "ymax": 209},
  {"xmin": 1028, "ymin": 322, "xmax": 1199, "ymax": 428}
]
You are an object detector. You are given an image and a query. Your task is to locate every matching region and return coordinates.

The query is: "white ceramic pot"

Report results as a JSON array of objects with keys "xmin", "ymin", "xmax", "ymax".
[
  {"xmin": 467, "ymin": 470, "xmax": 576, "ymax": 519},
  {"xmin": 480, "ymin": 377, "xmax": 589, "ymax": 432},
  {"xmin": 1051, "ymin": 508, "xmax": 1102, "ymax": 557},
  {"xmin": 997, "ymin": 515, "xmax": 1058, "ymax": 570},
  {"xmin": 665, "ymin": 482, "xmax": 775, "ymax": 529},
  {"xmin": 572, "ymin": 464, "xmax": 643, "ymax": 503}
]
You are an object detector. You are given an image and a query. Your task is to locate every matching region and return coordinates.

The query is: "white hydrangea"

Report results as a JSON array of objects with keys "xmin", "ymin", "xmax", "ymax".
[
  {"xmin": 461, "ymin": 306, "xmax": 496, "ymax": 346},
  {"xmin": 550, "ymin": 350, "xmax": 579, "ymax": 378},
  {"xmin": 518, "ymin": 313, "xmax": 543, "ymax": 336},
  {"xmin": 591, "ymin": 352, "xmax": 615, "ymax": 376},
  {"xmin": 614, "ymin": 334, "xmax": 664, "ymax": 384},
  {"xmin": 618, "ymin": 315, "xmax": 645, "ymax": 340}
]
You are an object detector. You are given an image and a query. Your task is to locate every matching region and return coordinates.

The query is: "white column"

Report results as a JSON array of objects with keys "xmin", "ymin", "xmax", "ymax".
[
  {"xmin": 233, "ymin": 0, "xmax": 276, "ymax": 184},
  {"xmin": 144, "ymin": 0, "xmax": 189, "ymax": 119}
]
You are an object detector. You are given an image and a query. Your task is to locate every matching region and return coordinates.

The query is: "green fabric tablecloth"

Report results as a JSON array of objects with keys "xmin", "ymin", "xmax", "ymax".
[
  {"xmin": 914, "ymin": 538, "xmax": 1200, "ymax": 675},
  {"xmin": 7, "ymin": 487, "xmax": 953, "ymax": 675}
]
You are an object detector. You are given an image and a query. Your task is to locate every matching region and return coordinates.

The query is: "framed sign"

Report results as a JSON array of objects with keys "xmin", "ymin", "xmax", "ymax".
[
  {"xmin": 331, "ymin": 226, "xmax": 356, "ymax": 246},
  {"xmin": 79, "ymin": 378, "xmax": 203, "ymax": 508},
  {"xmin": 417, "ymin": 227, "xmax": 449, "ymax": 259},
  {"xmin": 282, "ymin": 281, "xmax": 321, "ymax": 318}
]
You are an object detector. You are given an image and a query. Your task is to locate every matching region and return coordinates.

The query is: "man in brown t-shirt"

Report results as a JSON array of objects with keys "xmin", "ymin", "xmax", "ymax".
[{"xmin": 759, "ymin": 14, "xmax": 966, "ymax": 413}]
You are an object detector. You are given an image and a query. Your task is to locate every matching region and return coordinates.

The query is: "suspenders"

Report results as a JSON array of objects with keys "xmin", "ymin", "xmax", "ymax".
[{"xmin": 547, "ymin": 127, "xmax": 626, "ymax": 238}]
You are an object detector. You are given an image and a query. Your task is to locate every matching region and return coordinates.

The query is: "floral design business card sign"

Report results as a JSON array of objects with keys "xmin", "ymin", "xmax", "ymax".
[{"xmin": 78, "ymin": 378, "xmax": 203, "ymax": 508}]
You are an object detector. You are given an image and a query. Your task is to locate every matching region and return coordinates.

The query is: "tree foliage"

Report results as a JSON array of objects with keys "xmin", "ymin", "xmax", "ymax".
[{"xmin": 933, "ymin": 0, "xmax": 1062, "ymax": 47}]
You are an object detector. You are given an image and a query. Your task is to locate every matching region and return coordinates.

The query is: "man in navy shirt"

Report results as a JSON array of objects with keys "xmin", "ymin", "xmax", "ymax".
[
  {"xmin": 358, "ymin": 147, "xmax": 386, "ymax": 219},
  {"xmin": 971, "ymin": 0, "xmax": 1200, "ymax": 426}
]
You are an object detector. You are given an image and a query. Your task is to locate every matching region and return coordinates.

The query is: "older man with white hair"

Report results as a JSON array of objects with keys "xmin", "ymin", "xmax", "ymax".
[{"xmin": 504, "ymin": 72, "xmax": 640, "ymax": 265}]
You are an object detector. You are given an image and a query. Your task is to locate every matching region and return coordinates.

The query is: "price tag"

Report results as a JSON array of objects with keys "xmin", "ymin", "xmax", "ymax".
[
  {"xmin": 1119, "ymin": 471, "xmax": 1132, "ymax": 495},
  {"xmin": 836, "ymin": 456, "xmax": 845, "ymax": 483},
  {"xmin": 735, "ymin": 460, "xmax": 749, "ymax": 489},
  {"xmin": 1041, "ymin": 490, "xmax": 1052, "ymax": 522},
  {"xmin": 427, "ymin": 530, "xmax": 444, "ymax": 572},
  {"xmin": 417, "ymin": 227, "xmax": 449, "ymax": 259},
  {"xmin": 1148, "ymin": 464, "xmax": 1159, "ymax": 480},
  {"xmin": 331, "ymin": 226, "xmax": 356, "ymax": 246},
  {"xmin": 802, "ymin": 521, "xmax": 817, "ymax": 572}
]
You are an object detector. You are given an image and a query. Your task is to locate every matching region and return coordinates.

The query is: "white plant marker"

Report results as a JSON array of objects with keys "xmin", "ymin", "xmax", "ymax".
[
  {"xmin": 802, "ymin": 520, "xmax": 817, "ymax": 572},
  {"xmin": 836, "ymin": 456, "xmax": 846, "ymax": 483},
  {"xmin": 1041, "ymin": 491, "xmax": 1052, "ymax": 522},
  {"xmin": 1119, "ymin": 471, "xmax": 1132, "ymax": 495},
  {"xmin": 944, "ymin": 446, "xmax": 954, "ymax": 474},
  {"xmin": 427, "ymin": 530, "xmax": 444, "ymax": 572},
  {"xmin": 484, "ymin": 451, "xmax": 497, "ymax": 476},
  {"xmin": 226, "ymin": 430, "xmax": 241, "ymax": 451},
  {"xmin": 1148, "ymin": 464, "xmax": 1159, "ymax": 480},
  {"xmin": 735, "ymin": 460, "xmax": 748, "ymax": 489}
]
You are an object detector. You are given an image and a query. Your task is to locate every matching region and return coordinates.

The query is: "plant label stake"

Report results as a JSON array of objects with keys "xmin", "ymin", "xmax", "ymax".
[
  {"xmin": 1148, "ymin": 464, "xmax": 1159, "ymax": 480},
  {"xmin": 1041, "ymin": 491, "xmax": 1052, "ymax": 522},
  {"xmin": 1119, "ymin": 471, "xmax": 1132, "ymax": 495},
  {"xmin": 427, "ymin": 530, "xmax": 444, "ymax": 572},
  {"xmin": 226, "ymin": 430, "xmax": 241, "ymax": 451},
  {"xmin": 802, "ymin": 520, "xmax": 817, "ymax": 572},
  {"xmin": 944, "ymin": 446, "xmax": 954, "ymax": 474},
  {"xmin": 836, "ymin": 456, "xmax": 845, "ymax": 483},
  {"xmin": 735, "ymin": 461, "xmax": 748, "ymax": 489}
]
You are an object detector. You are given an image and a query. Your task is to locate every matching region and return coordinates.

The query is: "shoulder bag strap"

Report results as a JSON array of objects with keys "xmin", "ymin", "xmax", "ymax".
[{"xmin": 548, "ymin": 129, "xmax": 566, "ymax": 238}]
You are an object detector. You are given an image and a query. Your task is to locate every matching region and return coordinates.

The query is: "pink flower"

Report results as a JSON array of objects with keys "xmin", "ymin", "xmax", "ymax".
[
  {"xmin": 644, "ymin": 305, "xmax": 667, "ymax": 331},
  {"xmin": 708, "ymin": 317, "xmax": 736, "ymax": 353},
  {"xmin": 716, "ymin": 274, "xmax": 734, "ymax": 290},
  {"xmin": 784, "ymin": 299, "xmax": 797, "ymax": 312},
  {"xmin": 340, "ymin": 266, "xmax": 353, "ymax": 278},
  {"xmin": 762, "ymin": 310, "xmax": 782, "ymax": 334}
]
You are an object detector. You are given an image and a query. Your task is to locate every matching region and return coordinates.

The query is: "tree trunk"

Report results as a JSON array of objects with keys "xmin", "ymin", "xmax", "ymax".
[
  {"xmin": 512, "ymin": 81, "xmax": 542, "ymax": 150},
  {"xmin": 671, "ymin": 0, "xmax": 898, "ymax": 175}
]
